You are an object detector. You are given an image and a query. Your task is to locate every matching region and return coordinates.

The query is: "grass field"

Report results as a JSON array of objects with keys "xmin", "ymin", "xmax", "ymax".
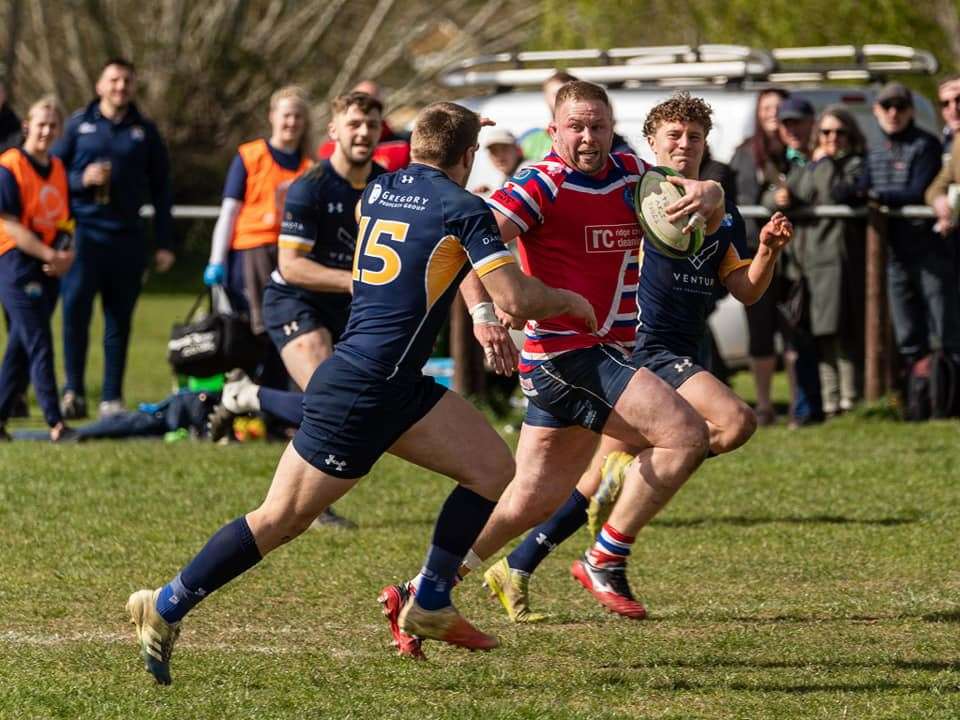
[{"xmin": 1, "ymin": 290, "xmax": 959, "ymax": 719}]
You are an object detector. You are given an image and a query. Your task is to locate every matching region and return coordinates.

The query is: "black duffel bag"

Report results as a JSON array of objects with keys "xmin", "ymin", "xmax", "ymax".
[{"xmin": 167, "ymin": 286, "xmax": 259, "ymax": 377}]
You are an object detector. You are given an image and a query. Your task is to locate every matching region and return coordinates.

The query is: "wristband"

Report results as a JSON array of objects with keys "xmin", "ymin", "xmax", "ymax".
[{"xmin": 469, "ymin": 301, "xmax": 499, "ymax": 325}]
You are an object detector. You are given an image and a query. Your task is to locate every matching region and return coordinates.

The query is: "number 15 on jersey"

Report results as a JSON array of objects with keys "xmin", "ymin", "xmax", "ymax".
[{"xmin": 352, "ymin": 216, "xmax": 409, "ymax": 286}]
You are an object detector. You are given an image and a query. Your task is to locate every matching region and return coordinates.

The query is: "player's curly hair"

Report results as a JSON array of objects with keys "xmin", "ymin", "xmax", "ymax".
[{"xmin": 643, "ymin": 92, "xmax": 713, "ymax": 138}]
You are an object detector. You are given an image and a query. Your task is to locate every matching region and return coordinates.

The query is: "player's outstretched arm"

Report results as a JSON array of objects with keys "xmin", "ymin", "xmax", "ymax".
[
  {"xmin": 277, "ymin": 245, "xmax": 353, "ymax": 294},
  {"xmin": 479, "ymin": 263, "xmax": 597, "ymax": 332},
  {"xmin": 725, "ymin": 212, "xmax": 793, "ymax": 305}
]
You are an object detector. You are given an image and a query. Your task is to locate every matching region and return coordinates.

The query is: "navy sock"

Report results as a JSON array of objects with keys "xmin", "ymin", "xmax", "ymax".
[
  {"xmin": 257, "ymin": 388, "xmax": 304, "ymax": 427},
  {"xmin": 155, "ymin": 516, "xmax": 262, "ymax": 623},
  {"xmin": 507, "ymin": 490, "xmax": 588, "ymax": 574},
  {"xmin": 417, "ymin": 486, "xmax": 497, "ymax": 610}
]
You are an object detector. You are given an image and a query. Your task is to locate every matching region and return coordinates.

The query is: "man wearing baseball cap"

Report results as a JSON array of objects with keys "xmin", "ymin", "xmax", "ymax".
[
  {"xmin": 865, "ymin": 81, "xmax": 960, "ymax": 379},
  {"xmin": 765, "ymin": 94, "xmax": 824, "ymax": 427}
]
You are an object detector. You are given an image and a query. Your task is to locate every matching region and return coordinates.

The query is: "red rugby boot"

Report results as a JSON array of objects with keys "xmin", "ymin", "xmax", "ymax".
[{"xmin": 571, "ymin": 555, "xmax": 647, "ymax": 620}]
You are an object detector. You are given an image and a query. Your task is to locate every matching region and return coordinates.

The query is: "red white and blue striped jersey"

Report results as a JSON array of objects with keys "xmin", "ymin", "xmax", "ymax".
[{"xmin": 488, "ymin": 151, "xmax": 648, "ymax": 371}]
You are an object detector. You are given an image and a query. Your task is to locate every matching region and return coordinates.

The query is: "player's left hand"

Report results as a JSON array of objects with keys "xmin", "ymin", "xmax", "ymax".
[
  {"xmin": 155, "ymin": 249, "xmax": 176, "ymax": 273},
  {"xmin": 664, "ymin": 177, "xmax": 724, "ymax": 230},
  {"xmin": 473, "ymin": 321, "xmax": 519, "ymax": 376},
  {"xmin": 759, "ymin": 211, "xmax": 793, "ymax": 251}
]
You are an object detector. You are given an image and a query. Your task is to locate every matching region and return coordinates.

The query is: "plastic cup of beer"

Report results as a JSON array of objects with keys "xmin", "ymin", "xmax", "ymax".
[{"xmin": 95, "ymin": 159, "xmax": 112, "ymax": 205}]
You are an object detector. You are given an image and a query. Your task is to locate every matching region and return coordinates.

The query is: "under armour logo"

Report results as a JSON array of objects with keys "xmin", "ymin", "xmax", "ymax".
[
  {"xmin": 400, "ymin": 175, "xmax": 414, "ymax": 184},
  {"xmin": 283, "ymin": 320, "xmax": 300, "ymax": 337},
  {"xmin": 535, "ymin": 532, "xmax": 557, "ymax": 552},
  {"xmin": 325, "ymin": 455, "xmax": 347, "ymax": 471},
  {"xmin": 328, "ymin": 202, "xmax": 344, "ymax": 213},
  {"xmin": 674, "ymin": 358, "xmax": 693, "ymax": 373}
]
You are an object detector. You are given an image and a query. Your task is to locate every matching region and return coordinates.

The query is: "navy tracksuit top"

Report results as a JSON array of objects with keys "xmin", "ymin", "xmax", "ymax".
[{"xmin": 52, "ymin": 100, "xmax": 174, "ymax": 249}]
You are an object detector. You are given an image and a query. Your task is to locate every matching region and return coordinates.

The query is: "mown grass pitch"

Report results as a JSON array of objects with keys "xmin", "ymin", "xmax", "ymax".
[{"xmin": 1, "ymin": 293, "xmax": 959, "ymax": 719}]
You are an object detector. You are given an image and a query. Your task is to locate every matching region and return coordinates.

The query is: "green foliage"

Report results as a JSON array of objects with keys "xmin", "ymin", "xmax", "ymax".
[{"xmin": 533, "ymin": 0, "xmax": 956, "ymax": 97}]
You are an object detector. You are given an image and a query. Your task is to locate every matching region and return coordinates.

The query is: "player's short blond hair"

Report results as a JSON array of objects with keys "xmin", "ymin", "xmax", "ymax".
[
  {"xmin": 26, "ymin": 94, "xmax": 64, "ymax": 124},
  {"xmin": 269, "ymin": 85, "xmax": 313, "ymax": 157},
  {"xmin": 410, "ymin": 102, "xmax": 480, "ymax": 169},
  {"xmin": 643, "ymin": 92, "xmax": 713, "ymax": 138},
  {"xmin": 553, "ymin": 81, "xmax": 611, "ymax": 113}
]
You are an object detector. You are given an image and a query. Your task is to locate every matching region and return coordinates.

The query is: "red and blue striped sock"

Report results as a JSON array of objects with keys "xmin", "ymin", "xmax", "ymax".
[{"xmin": 587, "ymin": 523, "xmax": 635, "ymax": 568}]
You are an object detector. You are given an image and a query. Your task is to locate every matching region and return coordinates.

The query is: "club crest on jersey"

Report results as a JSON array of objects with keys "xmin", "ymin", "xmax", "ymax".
[
  {"xmin": 512, "ymin": 167, "xmax": 534, "ymax": 183},
  {"xmin": 368, "ymin": 183, "xmax": 383, "ymax": 205},
  {"xmin": 720, "ymin": 212, "xmax": 734, "ymax": 229},
  {"xmin": 687, "ymin": 239, "xmax": 719, "ymax": 270}
]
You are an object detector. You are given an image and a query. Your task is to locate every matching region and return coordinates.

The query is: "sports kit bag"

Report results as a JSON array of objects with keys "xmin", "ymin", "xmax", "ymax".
[{"xmin": 167, "ymin": 285, "xmax": 259, "ymax": 377}]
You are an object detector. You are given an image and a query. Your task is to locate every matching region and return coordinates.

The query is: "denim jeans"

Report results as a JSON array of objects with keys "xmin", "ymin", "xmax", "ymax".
[{"xmin": 887, "ymin": 243, "xmax": 960, "ymax": 363}]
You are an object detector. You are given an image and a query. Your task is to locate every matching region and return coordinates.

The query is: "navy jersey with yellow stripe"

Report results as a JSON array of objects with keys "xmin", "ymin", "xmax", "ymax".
[
  {"xmin": 337, "ymin": 163, "xmax": 514, "ymax": 380},
  {"xmin": 635, "ymin": 198, "xmax": 751, "ymax": 356},
  {"xmin": 276, "ymin": 160, "xmax": 387, "ymax": 282}
]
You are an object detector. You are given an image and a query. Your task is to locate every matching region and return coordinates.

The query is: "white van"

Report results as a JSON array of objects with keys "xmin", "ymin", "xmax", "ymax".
[{"xmin": 449, "ymin": 45, "xmax": 941, "ymax": 368}]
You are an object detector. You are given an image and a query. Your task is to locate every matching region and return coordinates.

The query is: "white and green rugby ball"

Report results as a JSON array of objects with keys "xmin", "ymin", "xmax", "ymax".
[{"xmin": 634, "ymin": 165, "xmax": 705, "ymax": 259}]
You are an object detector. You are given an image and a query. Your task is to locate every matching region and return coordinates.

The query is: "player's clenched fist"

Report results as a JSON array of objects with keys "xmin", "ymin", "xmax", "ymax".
[{"xmin": 560, "ymin": 290, "xmax": 598, "ymax": 332}]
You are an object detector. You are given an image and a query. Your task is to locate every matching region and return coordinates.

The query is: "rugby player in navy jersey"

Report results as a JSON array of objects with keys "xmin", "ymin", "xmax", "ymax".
[
  {"xmin": 481, "ymin": 92, "xmax": 793, "ymax": 623},
  {"xmin": 125, "ymin": 102, "xmax": 596, "ymax": 683}
]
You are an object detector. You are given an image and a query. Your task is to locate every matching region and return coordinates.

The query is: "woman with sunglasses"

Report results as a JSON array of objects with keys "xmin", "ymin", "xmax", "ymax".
[{"xmin": 782, "ymin": 106, "xmax": 867, "ymax": 416}]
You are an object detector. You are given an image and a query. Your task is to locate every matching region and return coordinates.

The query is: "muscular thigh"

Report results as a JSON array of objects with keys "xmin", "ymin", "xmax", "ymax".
[
  {"xmin": 603, "ymin": 367, "xmax": 703, "ymax": 448},
  {"xmin": 388, "ymin": 391, "xmax": 515, "ymax": 499}
]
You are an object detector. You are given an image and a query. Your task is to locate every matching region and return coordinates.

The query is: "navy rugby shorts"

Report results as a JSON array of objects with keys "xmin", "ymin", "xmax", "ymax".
[
  {"xmin": 520, "ymin": 344, "xmax": 636, "ymax": 433},
  {"xmin": 262, "ymin": 281, "xmax": 349, "ymax": 351},
  {"xmin": 292, "ymin": 353, "xmax": 447, "ymax": 479},
  {"xmin": 629, "ymin": 338, "xmax": 705, "ymax": 390}
]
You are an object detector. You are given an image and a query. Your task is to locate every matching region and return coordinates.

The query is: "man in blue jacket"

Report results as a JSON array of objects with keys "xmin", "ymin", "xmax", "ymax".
[
  {"xmin": 865, "ymin": 82, "xmax": 959, "ymax": 368},
  {"xmin": 54, "ymin": 58, "xmax": 175, "ymax": 418}
]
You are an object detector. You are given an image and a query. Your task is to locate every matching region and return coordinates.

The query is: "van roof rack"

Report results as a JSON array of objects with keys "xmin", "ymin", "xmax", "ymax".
[{"xmin": 439, "ymin": 44, "xmax": 939, "ymax": 90}]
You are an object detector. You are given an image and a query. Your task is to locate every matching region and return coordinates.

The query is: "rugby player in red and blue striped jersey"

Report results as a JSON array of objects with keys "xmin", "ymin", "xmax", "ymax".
[{"xmin": 453, "ymin": 81, "xmax": 728, "ymax": 615}]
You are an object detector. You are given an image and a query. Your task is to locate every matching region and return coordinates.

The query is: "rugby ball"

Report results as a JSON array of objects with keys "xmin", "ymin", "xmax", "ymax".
[{"xmin": 634, "ymin": 166, "xmax": 705, "ymax": 259}]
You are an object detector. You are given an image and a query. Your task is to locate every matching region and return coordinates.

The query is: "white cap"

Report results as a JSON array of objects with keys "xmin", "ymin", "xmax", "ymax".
[{"xmin": 482, "ymin": 128, "xmax": 517, "ymax": 149}]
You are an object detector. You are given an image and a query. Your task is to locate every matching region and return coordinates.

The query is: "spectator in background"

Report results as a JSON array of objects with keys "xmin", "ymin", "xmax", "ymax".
[
  {"xmin": 865, "ymin": 82, "xmax": 959, "ymax": 369},
  {"xmin": 0, "ymin": 79, "xmax": 21, "ymax": 152},
  {"xmin": 937, "ymin": 76, "xmax": 960, "ymax": 157},
  {"xmin": 784, "ymin": 106, "xmax": 867, "ymax": 416},
  {"xmin": 519, "ymin": 71, "xmax": 634, "ymax": 162},
  {"xmin": 0, "ymin": 78, "xmax": 28, "ymax": 418},
  {"xmin": 471, "ymin": 128, "xmax": 524, "ymax": 196},
  {"xmin": 53, "ymin": 58, "xmax": 175, "ymax": 419},
  {"xmin": 729, "ymin": 88, "xmax": 790, "ymax": 425},
  {"xmin": 927, "ymin": 116, "xmax": 960, "ymax": 237},
  {"xmin": 204, "ymin": 86, "xmax": 313, "ymax": 337},
  {"xmin": 766, "ymin": 96, "xmax": 823, "ymax": 427},
  {"xmin": 317, "ymin": 80, "xmax": 410, "ymax": 171},
  {"xmin": 0, "ymin": 96, "xmax": 75, "ymax": 441}
]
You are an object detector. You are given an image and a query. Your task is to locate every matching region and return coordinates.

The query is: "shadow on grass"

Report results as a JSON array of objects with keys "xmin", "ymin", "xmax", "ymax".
[
  {"xmin": 607, "ymin": 658, "xmax": 960, "ymax": 672},
  {"xmin": 923, "ymin": 610, "xmax": 960, "ymax": 623},
  {"xmin": 598, "ymin": 657, "xmax": 960, "ymax": 693},
  {"xmin": 651, "ymin": 513, "xmax": 921, "ymax": 529}
]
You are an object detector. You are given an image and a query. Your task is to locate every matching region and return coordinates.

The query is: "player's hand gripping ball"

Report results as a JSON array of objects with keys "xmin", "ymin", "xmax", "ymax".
[{"xmin": 634, "ymin": 166, "xmax": 706, "ymax": 259}]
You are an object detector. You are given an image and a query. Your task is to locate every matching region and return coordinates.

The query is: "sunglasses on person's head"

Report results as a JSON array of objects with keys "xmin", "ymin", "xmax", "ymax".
[
  {"xmin": 819, "ymin": 128, "xmax": 849, "ymax": 138},
  {"xmin": 940, "ymin": 96, "xmax": 960, "ymax": 109},
  {"xmin": 880, "ymin": 100, "xmax": 910, "ymax": 112}
]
